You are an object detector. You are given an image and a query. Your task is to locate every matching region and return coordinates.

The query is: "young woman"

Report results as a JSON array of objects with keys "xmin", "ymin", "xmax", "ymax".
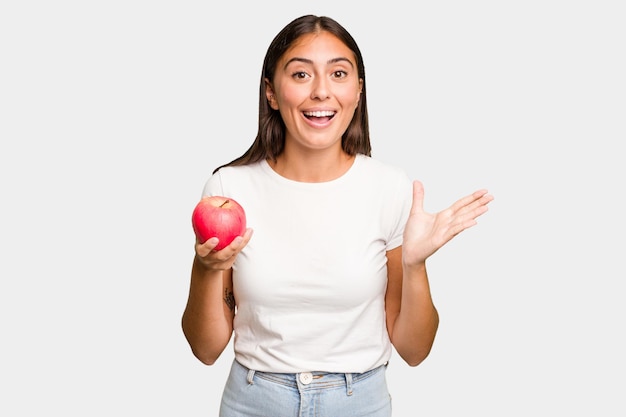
[{"xmin": 182, "ymin": 14, "xmax": 493, "ymax": 417}]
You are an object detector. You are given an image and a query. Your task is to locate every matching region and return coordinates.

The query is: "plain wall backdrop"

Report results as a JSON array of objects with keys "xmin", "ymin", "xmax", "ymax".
[{"xmin": 1, "ymin": 1, "xmax": 624, "ymax": 415}]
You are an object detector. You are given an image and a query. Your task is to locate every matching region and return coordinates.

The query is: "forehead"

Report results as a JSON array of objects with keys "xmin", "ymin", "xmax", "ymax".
[{"xmin": 280, "ymin": 31, "xmax": 356, "ymax": 64}]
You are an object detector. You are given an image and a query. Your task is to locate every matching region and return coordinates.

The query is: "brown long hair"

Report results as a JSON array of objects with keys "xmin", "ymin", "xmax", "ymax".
[{"xmin": 214, "ymin": 15, "xmax": 371, "ymax": 174}]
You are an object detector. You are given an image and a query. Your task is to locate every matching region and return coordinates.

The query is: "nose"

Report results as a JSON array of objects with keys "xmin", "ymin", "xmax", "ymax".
[{"xmin": 310, "ymin": 76, "xmax": 330, "ymax": 100}]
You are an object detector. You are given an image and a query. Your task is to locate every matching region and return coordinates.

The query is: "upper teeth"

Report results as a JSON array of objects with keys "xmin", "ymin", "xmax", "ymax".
[{"xmin": 304, "ymin": 111, "xmax": 335, "ymax": 117}]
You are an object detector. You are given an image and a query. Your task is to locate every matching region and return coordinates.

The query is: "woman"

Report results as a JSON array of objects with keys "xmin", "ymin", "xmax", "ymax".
[{"xmin": 182, "ymin": 14, "xmax": 493, "ymax": 416}]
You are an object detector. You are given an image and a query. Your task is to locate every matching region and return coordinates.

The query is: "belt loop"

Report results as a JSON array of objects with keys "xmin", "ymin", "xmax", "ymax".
[
  {"xmin": 247, "ymin": 369, "xmax": 255, "ymax": 385},
  {"xmin": 345, "ymin": 373, "xmax": 353, "ymax": 396}
]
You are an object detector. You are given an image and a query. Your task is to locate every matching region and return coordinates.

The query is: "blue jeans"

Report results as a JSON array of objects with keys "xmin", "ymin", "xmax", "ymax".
[{"xmin": 219, "ymin": 359, "xmax": 392, "ymax": 417}]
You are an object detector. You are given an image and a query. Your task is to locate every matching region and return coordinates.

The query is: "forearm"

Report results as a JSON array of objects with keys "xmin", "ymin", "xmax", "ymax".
[
  {"xmin": 391, "ymin": 262, "xmax": 439, "ymax": 367},
  {"xmin": 181, "ymin": 257, "xmax": 234, "ymax": 365}
]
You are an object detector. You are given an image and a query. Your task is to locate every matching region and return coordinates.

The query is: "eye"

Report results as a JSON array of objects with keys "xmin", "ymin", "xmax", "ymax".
[
  {"xmin": 292, "ymin": 71, "xmax": 309, "ymax": 80},
  {"xmin": 331, "ymin": 70, "xmax": 348, "ymax": 79}
]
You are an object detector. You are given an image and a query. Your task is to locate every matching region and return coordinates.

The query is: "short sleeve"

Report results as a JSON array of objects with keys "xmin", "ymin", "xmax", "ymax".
[
  {"xmin": 385, "ymin": 173, "xmax": 413, "ymax": 250},
  {"xmin": 201, "ymin": 170, "xmax": 224, "ymax": 198}
]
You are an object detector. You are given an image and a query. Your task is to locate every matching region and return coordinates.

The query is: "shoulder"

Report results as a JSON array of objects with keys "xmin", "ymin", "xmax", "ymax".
[
  {"xmin": 216, "ymin": 161, "xmax": 266, "ymax": 177},
  {"xmin": 202, "ymin": 161, "xmax": 266, "ymax": 197},
  {"xmin": 353, "ymin": 154, "xmax": 412, "ymax": 185}
]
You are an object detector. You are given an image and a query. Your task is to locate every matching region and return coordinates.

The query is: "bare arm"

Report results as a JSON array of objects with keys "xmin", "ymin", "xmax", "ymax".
[
  {"xmin": 181, "ymin": 229, "xmax": 253, "ymax": 365},
  {"xmin": 385, "ymin": 181, "xmax": 493, "ymax": 366},
  {"xmin": 385, "ymin": 248, "xmax": 439, "ymax": 366}
]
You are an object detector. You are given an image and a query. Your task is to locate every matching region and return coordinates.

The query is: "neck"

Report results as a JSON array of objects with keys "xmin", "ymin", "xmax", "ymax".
[{"xmin": 268, "ymin": 150, "xmax": 356, "ymax": 183}]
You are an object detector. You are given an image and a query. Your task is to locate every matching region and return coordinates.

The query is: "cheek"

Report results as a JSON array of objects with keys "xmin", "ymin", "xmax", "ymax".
[
  {"xmin": 338, "ymin": 88, "xmax": 360, "ymax": 110},
  {"xmin": 276, "ymin": 83, "xmax": 308, "ymax": 107},
  {"xmin": 281, "ymin": 91, "xmax": 301, "ymax": 107}
]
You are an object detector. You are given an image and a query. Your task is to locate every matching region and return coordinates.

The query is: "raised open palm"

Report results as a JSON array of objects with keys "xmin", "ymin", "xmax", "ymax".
[{"xmin": 402, "ymin": 180, "xmax": 494, "ymax": 266}]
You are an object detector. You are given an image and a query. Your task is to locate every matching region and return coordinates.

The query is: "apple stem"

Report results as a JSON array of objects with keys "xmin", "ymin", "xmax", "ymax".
[{"xmin": 220, "ymin": 200, "xmax": 230, "ymax": 208}]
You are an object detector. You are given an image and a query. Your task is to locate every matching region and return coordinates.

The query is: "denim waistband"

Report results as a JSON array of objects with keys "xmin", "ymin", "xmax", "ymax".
[{"xmin": 237, "ymin": 360, "xmax": 388, "ymax": 395}]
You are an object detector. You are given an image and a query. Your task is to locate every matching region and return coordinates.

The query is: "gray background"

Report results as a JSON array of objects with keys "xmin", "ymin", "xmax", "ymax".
[{"xmin": 1, "ymin": 1, "xmax": 624, "ymax": 415}]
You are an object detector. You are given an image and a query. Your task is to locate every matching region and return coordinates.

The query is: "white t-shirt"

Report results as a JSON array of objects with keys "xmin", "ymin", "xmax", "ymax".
[{"xmin": 202, "ymin": 154, "xmax": 413, "ymax": 373}]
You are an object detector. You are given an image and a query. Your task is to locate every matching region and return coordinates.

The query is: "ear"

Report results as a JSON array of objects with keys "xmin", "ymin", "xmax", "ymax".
[
  {"xmin": 355, "ymin": 78, "xmax": 364, "ymax": 109},
  {"xmin": 265, "ymin": 78, "xmax": 278, "ymax": 110}
]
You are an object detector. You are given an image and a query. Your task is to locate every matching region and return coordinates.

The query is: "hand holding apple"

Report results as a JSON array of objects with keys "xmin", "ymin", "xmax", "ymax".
[{"xmin": 191, "ymin": 196, "xmax": 247, "ymax": 251}]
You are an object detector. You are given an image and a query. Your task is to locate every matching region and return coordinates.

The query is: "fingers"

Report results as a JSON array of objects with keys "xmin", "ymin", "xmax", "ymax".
[
  {"xmin": 450, "ymin": 189, "xmax": 493, "ymax": 214},
  {"xmin": 449, "ymin": 191, "xmax": 493, "ymax": 235},
  {"xmin": 195, "ymin": 228, "xmax": 254, "ymax": 270},
  {"xmin": 412, "ymin": 180, "xmax": 493, "ymax": 218},
  {"xmin": 470, "ymin": 192, "xmax": 494, "ymax": 220},
  {"xmin": 432, "ymin": 188, "xmax": 492, "ymax": 237},
  {"xmin": 231, "ymin": 228, "xmax": 254, "ymax": 250},
  {"xmin": 195, "ymin": 237, "xmax": 219, "ymax": 257}
]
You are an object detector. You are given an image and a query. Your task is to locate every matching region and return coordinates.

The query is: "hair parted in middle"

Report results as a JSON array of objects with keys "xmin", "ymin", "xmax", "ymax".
[{"xmin": 214, "ymin": 15, "xmax": 371, "ymax": 173}]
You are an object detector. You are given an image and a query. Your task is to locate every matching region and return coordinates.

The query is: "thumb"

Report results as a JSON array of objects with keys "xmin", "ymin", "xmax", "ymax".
[{"xmin": 410, "ymin": 180, "xmax": 425, "ymax": 215}]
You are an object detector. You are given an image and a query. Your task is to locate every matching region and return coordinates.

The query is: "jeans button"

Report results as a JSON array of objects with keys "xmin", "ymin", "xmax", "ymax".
[{"xmin": 299, "ymin": 372, "xmax": 313, "ymax": 385}]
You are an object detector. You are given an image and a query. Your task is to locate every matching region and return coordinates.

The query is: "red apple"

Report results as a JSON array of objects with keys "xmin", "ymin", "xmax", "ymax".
[{"xmin": 191, "ymin": 196, "xmax": 246, "ymax": 250}]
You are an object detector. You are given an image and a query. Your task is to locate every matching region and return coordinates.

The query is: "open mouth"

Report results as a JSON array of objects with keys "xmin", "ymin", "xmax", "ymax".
[{"xmin": 303, "ymin": 110, "xmax": 336, "ymax": 122}]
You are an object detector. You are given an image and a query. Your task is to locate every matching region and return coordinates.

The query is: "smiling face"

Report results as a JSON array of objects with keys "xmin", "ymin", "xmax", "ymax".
[{"xmin": 265, "ymin": 31, "xmax": 363, "ymax": 154}]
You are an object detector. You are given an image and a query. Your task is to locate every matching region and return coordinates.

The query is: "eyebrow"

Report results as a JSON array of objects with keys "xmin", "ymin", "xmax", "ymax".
[{"xmin": 283, "ymin": 57, "xmax": 355, "ymax": 69}]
